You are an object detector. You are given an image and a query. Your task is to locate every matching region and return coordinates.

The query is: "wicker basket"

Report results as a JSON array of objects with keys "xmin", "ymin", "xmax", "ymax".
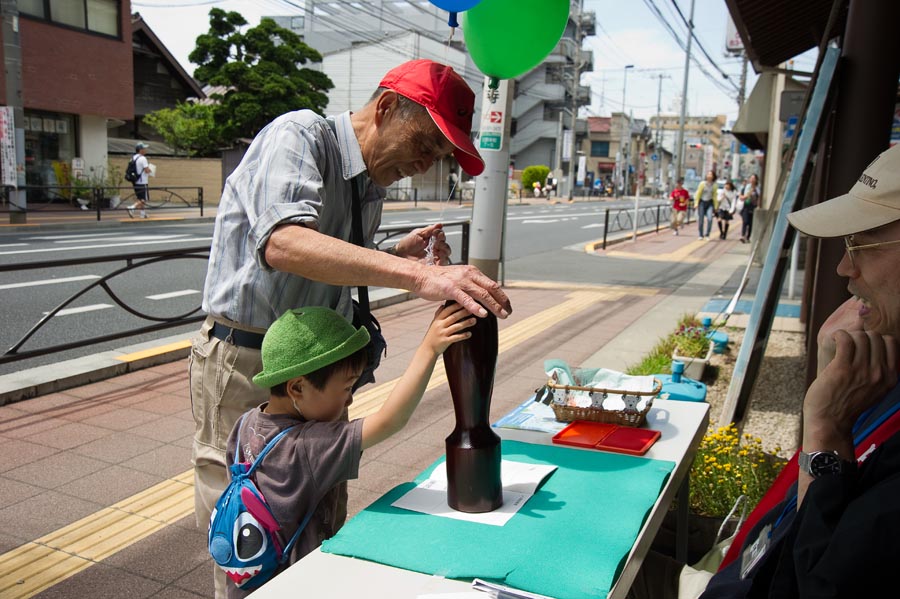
[{"xmin": 546, "ymin": 378, "xmax": 662, "ymax": 427}]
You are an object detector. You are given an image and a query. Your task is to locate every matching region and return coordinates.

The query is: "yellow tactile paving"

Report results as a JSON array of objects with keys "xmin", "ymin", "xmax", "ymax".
[
  {"xmin": 0, "ymin": 288, "xmax": 636, "ymax": 595},
  {"xmin": 0, "ymin": 475, "xmax": 194, "ymax": 598},
  {"xmin": 115, "ymin": 339, "xmax": 192, "ymax": 362},
  {"xmin": 604, "ymin": 238, "xmax": 708, "ymax": 263}
]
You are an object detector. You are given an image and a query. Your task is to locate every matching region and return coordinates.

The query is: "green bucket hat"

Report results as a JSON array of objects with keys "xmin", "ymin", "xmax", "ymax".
[{"xmin": 252, "ymin": 307, "xmax": 370, "ymax": 389}]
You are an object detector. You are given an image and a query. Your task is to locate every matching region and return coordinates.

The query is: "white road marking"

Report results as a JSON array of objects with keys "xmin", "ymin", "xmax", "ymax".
[
  {"xmin": 0, "ymin": 243, "xmax": 28, "ymax": 248},
  {"xmin": 51, "ymin": 235, "xmax": 191, "ymax": 244},
  {"xmin": 30, "ymin": 233, "xmax": 129, "ymax": 240},
  {"xmin": 0, "ymin": 275, "xmax": 101, "ymax": 290},
  {"xmin": 147, "ymin": 289, "xmax": 200, "ymax": 300},
  {"xmin": 44, "ymin": 304, "xmax": 113, "ymax": 316},
  {"xmin": 522, "ymin": 219, "xmax": 560, "ymax": 224},
  {"xmin": 581, "ymin": 223, "xmax": 605, "ymax": 229},
  {"xmin": 2, "ymin": 237, "xmax": 213, "ymax": 255}
]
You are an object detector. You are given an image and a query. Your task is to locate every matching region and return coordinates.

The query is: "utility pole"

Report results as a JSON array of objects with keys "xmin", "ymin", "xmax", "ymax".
[
  {"xmin": 470, "ymin": 78, "xmax": 514, "ymax": 282},
  {"xmin": 675, "ymin": 0, "xmax": 696, "ymax": 180},
  {"xmin": 618, "ymin": 64, "xmax": 634, "ymax": 198},
  {"xmin": 566, "ymin": 0, "xmax": 583, "ymax": 202},
  {"xmin": 737, "ymin": 50, "xmax": 748, "ymax": 107},
  {"xmin": 654, "ymin": 73, "xmax": 669, "ymax": 196}
]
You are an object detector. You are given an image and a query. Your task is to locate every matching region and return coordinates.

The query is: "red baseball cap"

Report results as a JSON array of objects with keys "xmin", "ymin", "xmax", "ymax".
[{"xmin": 379, "ymin": 60, "xmax": 485, "ymax": 177}]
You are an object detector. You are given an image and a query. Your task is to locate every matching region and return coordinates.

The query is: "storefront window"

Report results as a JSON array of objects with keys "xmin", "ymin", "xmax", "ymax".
[{"xmin": 23, "ymin": 111, "xmax": 77, "ymax": 190}]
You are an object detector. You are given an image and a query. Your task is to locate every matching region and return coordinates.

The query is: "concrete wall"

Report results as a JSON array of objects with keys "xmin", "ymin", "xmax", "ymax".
[
  {"xmin": 79, "ymin": 115, "xmax": 109, "ymax": 175},
  {"xmin": 110, "ymin": 155, "xmax": 223, "ymax": 205}
]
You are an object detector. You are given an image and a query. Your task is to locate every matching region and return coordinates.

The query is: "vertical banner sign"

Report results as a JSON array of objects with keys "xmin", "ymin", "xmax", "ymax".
[
  {"xmin": 576, "ymin": 155, "xmax": 587, "ymax": 183},
  {"xmin": 479, "ymin": 81, "xmax": 509, "ymax": 152},
  {"xmin": 0, "ymin": 107, "xmax": 17, "ymax": 188},
  {"xmin": 562, "ymin": 130, "xmax": 573, "ymax": 161}
]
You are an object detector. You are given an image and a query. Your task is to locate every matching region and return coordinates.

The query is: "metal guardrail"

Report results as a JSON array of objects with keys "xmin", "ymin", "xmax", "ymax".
[
  {"xmin": 1, "ymin": 185, "xmax": 204, "ymax": 221},
  {"xmin": 0, "ymin": 219, "xmax": 471, "ymax": 366},
  {"xmin": 600, "ymin": 203, "xmax": 695, "ymax": 249}
]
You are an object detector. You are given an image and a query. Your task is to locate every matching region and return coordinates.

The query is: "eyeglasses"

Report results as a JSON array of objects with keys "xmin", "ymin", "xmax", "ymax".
[{"xmin": 843, "ymin": 235, "xmax": 900, "ymax": 268}]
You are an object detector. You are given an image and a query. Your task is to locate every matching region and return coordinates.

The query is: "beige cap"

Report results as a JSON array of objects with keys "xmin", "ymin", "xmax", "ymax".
[{"xmin": 788, "ymin": 144, "xmax": 900, "ymax": 238}]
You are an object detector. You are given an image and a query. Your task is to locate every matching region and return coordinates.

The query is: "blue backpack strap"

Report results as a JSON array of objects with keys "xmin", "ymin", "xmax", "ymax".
[
  {"xmin": 279, "ymin": 507, "xmax": 316, "ymax": 563},
  {"xmin": 245, "ymin": 424, "xmax": 297, "ymax": 476},
  {"xmin": 236, "ymin": 418, "xmax": 314, "ymax": 563},
  {"xmin": 233, "ymin": 413, "xmax": 248, "ymax": 465}
]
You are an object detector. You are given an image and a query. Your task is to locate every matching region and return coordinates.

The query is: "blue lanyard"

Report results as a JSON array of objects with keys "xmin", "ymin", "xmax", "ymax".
[
  {"xmin": 771, "ymin": 493, "xmax": 798, "ymax": 533},
  {"xmin": 852, "ymin": 397, "xmax": 900, "ymax": 446}
]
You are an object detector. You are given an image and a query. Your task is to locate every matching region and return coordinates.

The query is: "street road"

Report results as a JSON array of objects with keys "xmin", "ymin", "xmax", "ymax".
[{"xmin": 0, "ymin": 199, "xmax": 668, "ymax": 375}]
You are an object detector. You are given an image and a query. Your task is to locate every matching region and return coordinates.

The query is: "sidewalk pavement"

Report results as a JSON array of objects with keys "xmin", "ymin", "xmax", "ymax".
[{"xmin": 0, "ymin": 209, "xmax": 795, "ymax": 598}]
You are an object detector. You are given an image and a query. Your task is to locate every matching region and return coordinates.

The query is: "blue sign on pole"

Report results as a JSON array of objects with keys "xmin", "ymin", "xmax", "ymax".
[{"xmin": 650, "ymin": 153, "xmax": 658, "ymax": 161}]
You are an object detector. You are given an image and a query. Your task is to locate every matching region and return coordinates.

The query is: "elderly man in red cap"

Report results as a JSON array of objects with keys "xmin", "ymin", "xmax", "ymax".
[{"xmin": 192, "ymin": 59, "xmax": 512, "ymax": 597}]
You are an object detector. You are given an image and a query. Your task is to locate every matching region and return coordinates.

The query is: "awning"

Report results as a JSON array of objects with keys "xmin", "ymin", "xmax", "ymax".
[
  {"xmin": 733, "ymin": 73, "xmax": 809, "ymax": 151},
  {"xmin": 732, "ymin": 73, "xmax": 774, "ymax": 151}
]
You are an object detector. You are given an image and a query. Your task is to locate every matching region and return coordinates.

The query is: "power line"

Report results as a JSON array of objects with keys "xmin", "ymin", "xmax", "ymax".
[
  {"xmin": 665, "ymin": 0, "xmax": 739, "ymax": 93},
  {"xmin": 641, "ymin": 0, "xmax": 739, "ymax": 99}
]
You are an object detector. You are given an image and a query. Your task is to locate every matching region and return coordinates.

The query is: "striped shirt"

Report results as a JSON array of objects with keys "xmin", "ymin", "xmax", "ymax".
[{"xmin": 202, "ymin": 110, "xmax": 384, "ymax": 329}]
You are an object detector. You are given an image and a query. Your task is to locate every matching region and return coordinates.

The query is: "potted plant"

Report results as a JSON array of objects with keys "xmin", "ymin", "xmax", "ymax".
[{"xmin": 672, "ymin": 322, "xmax": 715, "ymax": 380}]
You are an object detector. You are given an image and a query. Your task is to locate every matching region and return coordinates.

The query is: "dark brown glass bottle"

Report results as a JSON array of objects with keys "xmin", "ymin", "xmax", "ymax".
[{"xmin": 443, "ymin": 303, "xmax": 503, "ymax": 513}]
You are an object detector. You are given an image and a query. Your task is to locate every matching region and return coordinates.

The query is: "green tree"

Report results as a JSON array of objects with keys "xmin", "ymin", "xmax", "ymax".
[
  {"xmin": 521, "ymin": 165, "xmax": 550, "ymax": 191},
  {"xmin": 144, "ymin": 102, "xmax": 219, "ymax": 157},
  {"xmin": 188, "ymin": 8, "xmax": 333, "ymax": 143}
]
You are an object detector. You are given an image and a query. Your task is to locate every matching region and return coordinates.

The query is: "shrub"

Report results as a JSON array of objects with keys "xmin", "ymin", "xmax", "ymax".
[
  {"xmin": 689, "ymin": 423, "xmax": 786, "ymax": 517},
  {"xmin": 521, "ymin": 165, "xmax": 550, "ymax": 191}
]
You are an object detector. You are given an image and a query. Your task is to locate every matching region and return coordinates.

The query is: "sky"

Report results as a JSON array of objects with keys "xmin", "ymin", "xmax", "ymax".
[{"xmin": 133, "ymin": 0, "xmax": 818, "ymax": 125}]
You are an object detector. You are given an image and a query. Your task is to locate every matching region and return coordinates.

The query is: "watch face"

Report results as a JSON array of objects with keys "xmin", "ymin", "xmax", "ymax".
[{"xmin": 810, "ymin": 452, "xmax": 842, "ymax": 477}]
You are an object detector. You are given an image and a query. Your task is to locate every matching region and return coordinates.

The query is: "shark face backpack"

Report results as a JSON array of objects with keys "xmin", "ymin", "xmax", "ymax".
[{"xmin": 208, "ymin": 417, "xmax": 312, "ymax": 590}]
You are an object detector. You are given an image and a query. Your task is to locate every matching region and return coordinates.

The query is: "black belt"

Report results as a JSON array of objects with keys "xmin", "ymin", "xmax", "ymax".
[{"xmin": 210, "ymin": 322, "xmax": 265, "ymax": 350}]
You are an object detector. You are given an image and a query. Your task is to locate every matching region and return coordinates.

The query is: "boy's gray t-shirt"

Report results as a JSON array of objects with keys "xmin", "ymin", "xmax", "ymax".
[{"xmin": 225, "ymin": 405, "xmax": 363, "ymax": 598}]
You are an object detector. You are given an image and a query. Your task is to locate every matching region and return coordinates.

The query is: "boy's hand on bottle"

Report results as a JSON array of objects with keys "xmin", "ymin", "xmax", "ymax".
[{"xmin": 425, "ymin": 303, "xmax": 475, "ymax": 355}]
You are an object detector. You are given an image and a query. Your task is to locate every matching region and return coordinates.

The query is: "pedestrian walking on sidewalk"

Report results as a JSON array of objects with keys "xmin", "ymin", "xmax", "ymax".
[
  {"xmin": 127, "ymin": 142, "xmax": 151, "ymax": 218},
  {"xmin": 716, "ymin": 180, "xmax": 737, "ymax": 240},
  {"xmin": 693, "ymin": 170, "xmax": 718, "ymax": 240},
  {"xmin": 190, "ymin": 59, "xmax": 512, "ymax": 599},
  {"xmin": 669, "ymin": 177, "xmax": 690, "ymax": 235},
  {"xmin": 738, "ymin": 173, "xmax": 759, "ymax": 243}
]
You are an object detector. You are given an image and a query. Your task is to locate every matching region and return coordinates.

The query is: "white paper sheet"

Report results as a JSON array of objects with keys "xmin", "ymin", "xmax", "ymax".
[{"xmin": 392, "ymin": 460, "xmax": 557, "ymax": 527}]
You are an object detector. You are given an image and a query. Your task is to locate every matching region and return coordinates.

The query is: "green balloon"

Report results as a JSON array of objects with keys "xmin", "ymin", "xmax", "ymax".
[{"xmin": 462, "ymin": 0, "xmax": 569, "ymax": 80}]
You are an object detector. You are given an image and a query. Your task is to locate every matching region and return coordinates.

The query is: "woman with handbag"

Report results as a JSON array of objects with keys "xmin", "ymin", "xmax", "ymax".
[
  {"xmin": 738, "ymin": 174, "xmax": 759, "ymax": 243},
  {"xmin": 716, "ymin": 180, "xmax": 738, "ymax": 240}
]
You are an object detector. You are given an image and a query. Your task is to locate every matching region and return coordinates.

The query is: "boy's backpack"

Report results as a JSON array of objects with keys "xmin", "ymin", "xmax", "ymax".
[
  {"xmin": 208, "ymin": 415, "xmax": 313, "ymax": 590},
  {"xmin": 124, "ymin": 158, "xmax": 139, "ymax": 183}
]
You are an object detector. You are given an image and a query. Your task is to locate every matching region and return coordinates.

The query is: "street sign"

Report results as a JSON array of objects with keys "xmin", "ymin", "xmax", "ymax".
[
  {"xmin": 478, "ymin": 82, "xmax": 509, "ymax": 153},
  {"xmin": 651, "ymin": 153, "xmax": 658, "ymax": 161},
  {"xmin": 480, "ymin": 134, "xmax": 501, "ymax": 150}
]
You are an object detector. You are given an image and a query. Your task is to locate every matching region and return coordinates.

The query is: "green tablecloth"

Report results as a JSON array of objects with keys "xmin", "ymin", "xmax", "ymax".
[{"xmin": 323, "ymin": 440, "xmax": 674, "ymax": 599}]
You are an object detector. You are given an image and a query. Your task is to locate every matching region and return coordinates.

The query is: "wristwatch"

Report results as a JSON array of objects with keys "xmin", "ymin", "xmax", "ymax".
[{"xmin": 798, "ymin": 450, "xmax": 852, "ymax": 478}]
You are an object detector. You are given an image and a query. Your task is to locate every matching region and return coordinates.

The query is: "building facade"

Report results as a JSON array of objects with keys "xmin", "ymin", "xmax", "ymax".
[
  {"xmin": 649, "ymin": 113, "xmax": 728, "ymax": 178},
  {"xmin": 1, "ymin": 0, "xmax": 132, "ymax": 188}
]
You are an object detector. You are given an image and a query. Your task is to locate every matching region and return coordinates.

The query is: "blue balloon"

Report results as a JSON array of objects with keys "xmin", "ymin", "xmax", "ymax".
[{"xmin": 429, "ymin": 0, "xmax": 483, "ymax": 10}]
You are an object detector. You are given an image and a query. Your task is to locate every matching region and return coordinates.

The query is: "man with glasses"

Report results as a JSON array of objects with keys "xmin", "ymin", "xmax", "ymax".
[{"xmin": 629, "ymin": 145, "xmax": 900, "ymax": 598}]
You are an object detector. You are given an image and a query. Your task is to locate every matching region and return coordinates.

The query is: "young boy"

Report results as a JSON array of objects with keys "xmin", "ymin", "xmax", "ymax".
[
  {"xmin": 223, "ymin": 303, "xmax": 473, "ymax": 597},
  {"xmin": 669, "ymin": 177, "xmax": 690, "ymax": 235}
]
